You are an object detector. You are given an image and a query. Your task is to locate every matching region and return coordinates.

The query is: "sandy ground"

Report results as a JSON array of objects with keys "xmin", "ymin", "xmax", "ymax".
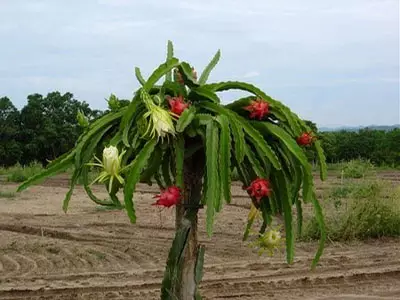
[{"xmin": 0, "ymin": 173, "xmax": 399, "ymax": 300}]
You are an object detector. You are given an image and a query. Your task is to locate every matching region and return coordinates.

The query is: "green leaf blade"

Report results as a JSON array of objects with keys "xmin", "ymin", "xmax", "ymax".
[
  {"xmin": 120, "ymin": 93, "xmax": 142, "ymax": 147},
  {"xmin": 135, "ymin": 67, "xmax": 146, "ymax": 86},
  {"xmin": 174, "ymin": 136, "xmax": 185, "ymax": 188},
  {"xmin": 253, "ymin": 122, "xmax": 310, "ymax": 170},
  {"xmin": 176, "ymin": 106, "xmax": 196, "ymax": 133},
  {"xmin": 189, "ymin": 86, "xmax": 220, "ymax": 103},
  {"xmin": 177, "ymin": 62, "xmax": 199, "ymax": 88},
  {"xmin": 295, "ymin": 198, "xmax": 303, "ymax": 238},
  {"xmin": 81, "ymin": 166, "xmax": 114, "ymax": 206},
  {"xmin": 62, "ymin": 168, "xmax": 80, "ymax": 212},
  {"xmin": 274, "ymin": 171, "xmax": 294, "ymax": 264},
  {"xmin": 314, "ymin": 140, "xmax": 328, "ymax": 181},
  {"xmin": 123, "ymin": 139, "xmax": 157, "ymax": 223},
  {"xmin": 216, "ymin": 114, "xmax": 231, "ymax": 205},
  {"xmin": 144, "ymin": 57, "xmax": 180, "ymax": 91},
  {"xmin": 165, "ymin": 40, "xmax": 174, "ymax": 82},
  {"xmin": 240, "ymin": 122, "xmax": 281, "ymax": 170},
  {"xmin": 205, "ymin": 121, "xmax": 220, "ymax": 236},
  {"xmin": 17, "ymin": 154, "xmax": 74, "ymax": 192},
  {"xmin": 140, "ymin": 146, "xmax": 163, "ymax": 184},
  {"xmin": 230, "ymin": 118, "xmax": 245, "ymax": 164},
  {"xmin": 198, "ymin": 50, "xmax": 221, "ymax": 85},
  {"xmin": 195, "ymin": 245, "xmax": 206, "ymax": 284},
  {"xmin": 311, "ymin": 193, "xmax": 326, "ymax": 269},
  {"xmin": 244, "ymin": 143, "xmax": 266, "ymax": 178},
  {"xmin": 161, "ymin": 150, "xmax": 172, "ymax": 187}
]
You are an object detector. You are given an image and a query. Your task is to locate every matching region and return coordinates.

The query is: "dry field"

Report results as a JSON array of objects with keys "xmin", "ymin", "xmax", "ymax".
[{"xmin": 0, "ymin": 172, "xmax": 399, "ymax": 300}]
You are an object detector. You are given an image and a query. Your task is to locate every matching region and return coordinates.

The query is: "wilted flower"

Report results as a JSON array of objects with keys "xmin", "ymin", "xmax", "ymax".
[
  {"xmin": 243, "ymin": 99, "xmax": 269, "ymax": 120},
  {"xmin": 87, "ymin": 145, "xmax": 125, "ymax": 192},
  {"xmin": 144, "ymin": 105, "xmax": 176, "ymax": 139},
  {"xmin": 247, "ymin": 203, "xmax": 261, "ymax": 222},
  {"xmin": 152, "ymin": 186, "xmax": 182, "ymax": 208},
  {"xmin": 167, "ymin": 95, "xmax": 190, "ymax": 116},
  {"xmin": 245, "ymin": 178, "xmax": 272, "ymax": 202},
  {"xmin": 296, "ymin": 132, "xmax": 315, "ymax": 146},
  {"xmin": 141, "ymin": 90, "xmax": 176, "ymax": 140},
  {"xmin": 107, "ymin": 94, "xmax": 120, "ymax": 111},
  {"xmin": 250, "ymin": 227, "xmax": 284, "ymax": 256},
  {"xmin": 76, "ymin": 110, "xmax": 89, "ymax": 127}
]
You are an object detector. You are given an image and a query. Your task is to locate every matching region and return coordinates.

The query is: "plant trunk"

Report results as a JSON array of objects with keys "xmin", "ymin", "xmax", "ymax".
[
  {"xmin": 179, "ymin": 213, "xmax": 198, "ymax": 299},
  {"xmin": 163, "ymin": 147, "xmax": 204, "ymax": 300},
  {"xmin": 179, "ymin": 150, "xmax": 204, "ymax": 300}
]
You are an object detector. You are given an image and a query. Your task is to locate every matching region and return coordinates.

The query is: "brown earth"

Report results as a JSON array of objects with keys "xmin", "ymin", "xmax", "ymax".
[{"xmin": 0, "ymin": 172, "xmax": 399, "ymax": 300}]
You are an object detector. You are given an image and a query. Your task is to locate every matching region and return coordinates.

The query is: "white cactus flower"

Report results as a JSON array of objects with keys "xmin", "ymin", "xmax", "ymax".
[
  {"xmin": 102, "ymin": 146, "xmax": 120, "ymax": 176},
  {"xmin": 87, "ymin": 145, "xmax": 126, "ymax": 192}
]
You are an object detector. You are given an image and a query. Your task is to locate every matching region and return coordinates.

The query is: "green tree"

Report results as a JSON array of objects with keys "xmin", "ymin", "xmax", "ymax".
[
  {"xmin": 18, "ymin": 41, "xmax": 327, "ymax": 299},
  {"xmin": 319, "ymin": 132, "xmax": 339, "ymax": 163},
  {"xmin": 318, "ymin": 129, "xmax": 400, "ymax": 167},
  {"xmin": 0, "ymin": 97, "xmax": 22, "ymax": 166},
  {"xmin": 19, "ymin": 92, "xmax": 102, "ymax": 164},
  {"xmin": 386, "ymin": 129, "xmax": 400, "ymax": 166}
]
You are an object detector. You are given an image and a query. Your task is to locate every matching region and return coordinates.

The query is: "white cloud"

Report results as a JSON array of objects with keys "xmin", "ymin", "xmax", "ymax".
[{"xmin": 243, "ymin": 71, "xmax": 260, "ymax": 79}]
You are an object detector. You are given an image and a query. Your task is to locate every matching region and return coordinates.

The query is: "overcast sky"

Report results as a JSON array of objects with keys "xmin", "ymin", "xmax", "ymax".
[{"xmin": 1, "ymin": 0, "xmax": 399, "ymax": 127}]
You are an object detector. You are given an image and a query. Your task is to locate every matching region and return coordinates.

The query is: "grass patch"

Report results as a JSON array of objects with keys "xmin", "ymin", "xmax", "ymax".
[
  {"xmin": 0, "ymin": 162, "xmax": 102, "ymax": 185},
  {"xmin": 340, "ymin": 159, "xmax": 375, "ymax": 179},
  {"xmin": 1, "ymin": 162, "xmax": 44, "ymax": 183},
  {"xmin": 301, "ymin": 179, "xmax": 400, "ymax": 241},
  {"xmin": 0, "ymin": 190, "xmax": 16, "ymax": 198},
  {"xmin": 318, "ymin": 161, "xmax": 400, "ymax": 173}
]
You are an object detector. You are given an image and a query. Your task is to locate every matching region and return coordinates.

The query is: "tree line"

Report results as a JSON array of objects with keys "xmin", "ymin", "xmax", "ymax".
[
  {"xmin": 319, "ymin": 128, "xmax": 400, "ymax": 166},
  {"xmin": 305, "ymin": 120, "xmax": 400, "ymax": 167},
  {"xmin": 1, "ymin": 92, "xmax": 399, "ymax": 167},
  {"xmin": 0, "ymin": 92, "xmax": 102, "ymax": 166}
]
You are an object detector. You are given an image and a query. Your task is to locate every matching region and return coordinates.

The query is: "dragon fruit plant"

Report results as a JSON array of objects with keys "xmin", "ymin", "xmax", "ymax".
[{"xmin": 17, "ymin": 41, "xmax": 327, "ymax": 300}]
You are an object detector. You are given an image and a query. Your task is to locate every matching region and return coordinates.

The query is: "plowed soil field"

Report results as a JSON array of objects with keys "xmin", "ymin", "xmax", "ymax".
[{"xmin": 0, "ymin": 172, "xmax": 399, "ymax": 300}]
